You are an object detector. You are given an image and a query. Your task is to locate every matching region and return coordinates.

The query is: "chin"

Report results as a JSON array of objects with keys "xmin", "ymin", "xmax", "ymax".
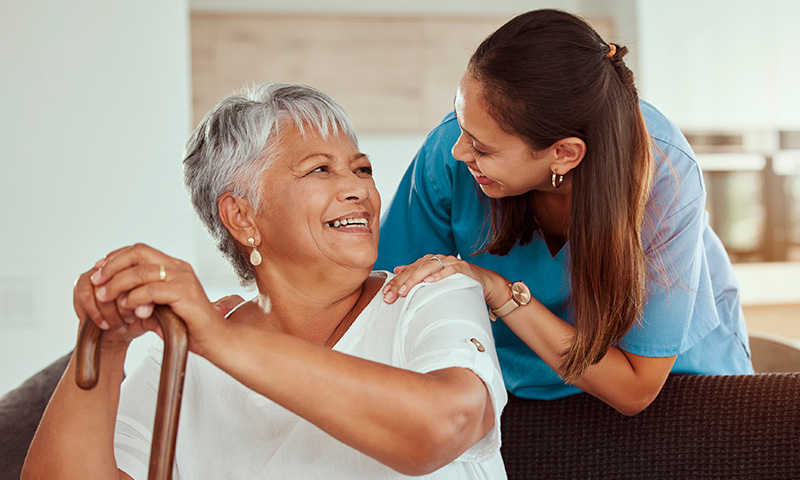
[
  {"xmin": 346, "ymin": 251, "xmax": 378, "ymax": 272},
  {"xmin": 479, "ymin": 184, "xmax": 510, "ymax": 199}
]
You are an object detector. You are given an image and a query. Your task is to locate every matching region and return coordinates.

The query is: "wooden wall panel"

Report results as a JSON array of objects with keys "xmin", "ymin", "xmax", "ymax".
[{"xmin": 191, "ymin": 13, "xmax": 614, "ymax": 133}]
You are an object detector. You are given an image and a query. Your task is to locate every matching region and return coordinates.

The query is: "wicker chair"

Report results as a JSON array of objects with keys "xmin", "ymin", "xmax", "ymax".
[{"xmin": 500, "ymin": 373, "xmax": 800, "ymax": 479}]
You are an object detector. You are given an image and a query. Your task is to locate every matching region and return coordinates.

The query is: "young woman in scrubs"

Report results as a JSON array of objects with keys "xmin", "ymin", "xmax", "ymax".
[{"xmin": 377, "ymin": 9, "xmax": 753, "ymax": 415}]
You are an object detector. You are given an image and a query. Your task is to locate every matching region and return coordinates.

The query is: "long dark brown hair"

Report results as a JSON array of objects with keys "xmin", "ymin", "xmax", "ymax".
[{"xmin": 469, "ymin": 9, "xmax": 654, "ymax": 382}]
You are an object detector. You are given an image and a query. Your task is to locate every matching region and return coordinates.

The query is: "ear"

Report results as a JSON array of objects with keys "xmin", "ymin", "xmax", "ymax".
[
  {"xmin": 550, "ymin": 137, "xmax": 586, "ymax": 176},
  {"xmin": 218, "ymin": 193, "xmax": 260, "ymax": 247}
]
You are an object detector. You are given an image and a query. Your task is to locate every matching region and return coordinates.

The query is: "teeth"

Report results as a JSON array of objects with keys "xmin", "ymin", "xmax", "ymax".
[{"xmin": 327, "ymin": 217, "xmax": 368, "ymax": 228}]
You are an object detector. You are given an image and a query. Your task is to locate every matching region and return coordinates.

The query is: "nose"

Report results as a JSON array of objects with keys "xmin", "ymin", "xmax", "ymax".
[
  {"xmin": 336, "ymin": 170, "xmax": 371, "ymax": 203},
  {"xmin": 451, "ymin": 131, "xmax": 472, "ymax": 164}
]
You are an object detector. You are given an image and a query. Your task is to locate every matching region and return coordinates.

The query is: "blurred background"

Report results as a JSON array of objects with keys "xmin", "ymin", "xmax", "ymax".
[{"xmin": 2, "ymin": 0, "xmax": 799, "ymax": 396}]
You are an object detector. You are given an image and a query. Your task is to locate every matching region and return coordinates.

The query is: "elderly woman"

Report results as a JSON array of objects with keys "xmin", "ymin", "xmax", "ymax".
[{"xmin": 22, "ymin": 83, "xmax": 506, "ymax": 479}]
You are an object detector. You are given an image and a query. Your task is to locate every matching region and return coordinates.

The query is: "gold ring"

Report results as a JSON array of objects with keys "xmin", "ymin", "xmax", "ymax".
[
  {"xmin": 430, "ymin": 256, "xmax": 445, "ymax": 270},
  {"xmin": 159, "ymin": 264, "xmax": 167, "ymax": 281}
]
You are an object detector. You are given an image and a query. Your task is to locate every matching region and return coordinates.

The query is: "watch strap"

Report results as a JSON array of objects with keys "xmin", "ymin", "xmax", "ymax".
[{"xmin": 490, "ymin": 296, "xmax": 519, "ymax": 321}]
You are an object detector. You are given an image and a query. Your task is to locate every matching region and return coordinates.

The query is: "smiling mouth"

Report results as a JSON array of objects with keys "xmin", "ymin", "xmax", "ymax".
[
  {"xmin": 468, "ymin": 168, "xmax": 496, "ymax": 185},
  {"xmin": 325, "ymin": 216, "xmax": 370, "ymax": 229}
]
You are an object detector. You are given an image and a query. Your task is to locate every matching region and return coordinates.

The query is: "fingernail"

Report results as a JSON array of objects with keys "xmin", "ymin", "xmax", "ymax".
[
  {"xmin": 398, "ymin": 285, "xmax": 407, "ymax": 295},
  {"xmin": 383, "ymin": 291, "xmax": 396, "ymax": 303},
  {"xmin": 95, "ymin": 286, "xmax": 106, "ymax": 300},
  {"xmin": 424, "ymin": 276, "xmax": 434, "ymax": 283},
  {"xmin": 94, "ymin": 258, "xmax": 106, "ymax": 269},
  {"xmin": 119, "ymin": 296, "xmax": 128, "ymax": 308},
  {"xmin": 99, "ymin": 320, "xmax": 109, "ymax": 330},
  {"xmin": 90, "ymin": 270, "xmax": 101, "ymax": 284},
  {"xmin": 135, "ymin": 304, "xmax": 153, "ymax": 318}
]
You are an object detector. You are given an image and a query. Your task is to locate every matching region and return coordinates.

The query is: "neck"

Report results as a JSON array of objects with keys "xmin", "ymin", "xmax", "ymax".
[
  {"xmin": 250, "ymin": 265, "xmax": 375, "ymax": 345},
  {"xmin": 534, "ymin": 185, "xmax": 571, "ymax": 237}
]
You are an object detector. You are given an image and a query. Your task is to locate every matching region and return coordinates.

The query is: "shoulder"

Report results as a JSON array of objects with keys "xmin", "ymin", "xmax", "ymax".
[
  {"xmin": 377, "ymin": 271, "xmax": 486, "ymax": 313},
  {"xmin": 640, "ymin": 100, "xmax": 706, "ymax": 221},
  {"xmin": 409, "ymin": 272, "xmax": 484, "ymax": 300},
  {"xmin": 402, "ymin": 111, "xmax": 468, "ymax": 206},
  {"xmin": 416, "ymin": 111, "xmax": 462, "ymax": 171},
  {"xmin": 422, "ymin": 111, "xmax": 461, "ymax": 151},
  {"xmin": 640, "ymin": 100, "xmax": 699, "ymax": 174},
  {"xmin": 402, "ymin": 274, "xmax": 488, "ymax": 324}
]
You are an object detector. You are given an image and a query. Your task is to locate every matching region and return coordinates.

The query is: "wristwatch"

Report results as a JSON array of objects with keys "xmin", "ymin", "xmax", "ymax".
[{"xmin": 490, "ymin": 281, "xmax": 531, "ymax": 321}]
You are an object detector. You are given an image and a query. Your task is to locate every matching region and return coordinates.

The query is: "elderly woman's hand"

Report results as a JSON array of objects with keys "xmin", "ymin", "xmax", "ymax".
[
  {"xmin": 86, "ymin": 243, "xmax": 224, "ymax": 356},
  {"xmin": 382, "ymin": 254, "xmax": 509, "ymax": 309},
  {"xmin": 73, "ymin": 248, "xmax": 154, "ymax": 348}
]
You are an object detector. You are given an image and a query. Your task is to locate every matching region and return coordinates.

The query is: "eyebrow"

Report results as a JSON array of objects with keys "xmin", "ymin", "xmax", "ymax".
[{"xmin": 299, "ymin": 152, "xmax": 368, "ymax": 163}]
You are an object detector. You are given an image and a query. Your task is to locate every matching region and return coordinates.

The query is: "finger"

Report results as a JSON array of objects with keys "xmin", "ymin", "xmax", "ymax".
[
  {"xmin": 395, "ymin": 256, "xmax": 451, "ymax": 297},
  {"xmin": 135, "ymin": 303, "xmax": 155, "ymax": 319},
  {"xmin": 382, "ymin": 261, "xmax": 423, "ymax": 302},
  {"xmin": 96, "ymin": 262, "xmax": 177, "ymax": 304},
  {"xmin": 97, "ymin": 296, "xmax": 128, "ymax": 330},
  {"xmin": 383, "ymin": 255, "xmax": 444, "ymax": 302},
  {"xmin": 383, "ymin": 264, "xmax": 412, "ymax": 294},
  {"xmin": 123, "ymin": 281, "xmax": 219, "ymax": 347},
  {"xmin": 116, "ymin": 294, "xmax": 140, "ymax": 324},
  {"xmin": 422, "ymin": 265, "xmax": 459, "ymax": 284},
  {"xmin": 74, "ymin": 270, "xmax": 109, "ymax": 330},
  {"xmin": 92, "ymin": 245, "xmax": 129, "ymax": 271},
  {"xmin": 91, "ymin": 244, "xmax": 172, "ymax": 287}
]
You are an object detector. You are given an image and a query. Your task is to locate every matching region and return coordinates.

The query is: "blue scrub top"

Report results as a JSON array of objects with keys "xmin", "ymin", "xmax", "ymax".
[{"xmin": 376, "ymin": 100, "xmax": 753, "ymax": 400}]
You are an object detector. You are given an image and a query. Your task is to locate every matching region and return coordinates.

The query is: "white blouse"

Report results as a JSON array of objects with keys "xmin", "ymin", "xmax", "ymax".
[{"xmin": 114, "ymin": 273, "xmax": 507, "ymax": 479}]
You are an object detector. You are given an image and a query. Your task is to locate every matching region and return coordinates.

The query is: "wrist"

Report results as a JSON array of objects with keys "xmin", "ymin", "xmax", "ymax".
[
  {"xmin": 489, "ymin": 280, "xmax": 532, "ymax": 321},
  {"xmin": 486, "ymin": 276, "xmax": 512, "ymax": 310}
]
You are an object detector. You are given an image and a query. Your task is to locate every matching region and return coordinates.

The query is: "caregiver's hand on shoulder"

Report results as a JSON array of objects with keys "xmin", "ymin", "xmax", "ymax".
[
  {"xmin": 86, "ymin": 243, "xmax": 224, "ymax": 356},
  {"xmin": 382, "ymin": 254, "xmax": 508, "ymax": 307}
]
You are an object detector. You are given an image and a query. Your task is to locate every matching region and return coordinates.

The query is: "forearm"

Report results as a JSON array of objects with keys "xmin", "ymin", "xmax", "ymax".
[
  {"xmin": 22, "ymin": 348, "xmax": 127, "ymax": 480},
  {"xmin": 501, "ymin": 299, "xmax": 673, "ymax": 415},
  {"xmin": 205, "ymin": 324, "xmax": 493, "ymax": 475}
]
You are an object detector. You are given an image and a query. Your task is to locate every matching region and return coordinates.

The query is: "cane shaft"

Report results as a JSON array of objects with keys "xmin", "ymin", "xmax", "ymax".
[{"xmin": 75, "ymin": 306, "xmax": 188, "ymax": 480}]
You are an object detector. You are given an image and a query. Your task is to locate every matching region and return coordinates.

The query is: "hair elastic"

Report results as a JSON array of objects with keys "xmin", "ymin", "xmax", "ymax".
[{"xmin": 606, "ymin": 44, "xmax": 616, "ymax": 59}]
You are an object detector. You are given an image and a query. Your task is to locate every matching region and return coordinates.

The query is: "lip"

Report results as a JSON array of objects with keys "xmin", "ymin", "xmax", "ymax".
[{"xmin": 467, "ymin": 167, "xmax": 496, "ymax": 186}]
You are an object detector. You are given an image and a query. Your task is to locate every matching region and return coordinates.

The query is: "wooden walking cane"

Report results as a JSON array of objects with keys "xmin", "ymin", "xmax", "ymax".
[{"xmin": 75, "ymin": 306, "xmax": 189, "ymax": 480}]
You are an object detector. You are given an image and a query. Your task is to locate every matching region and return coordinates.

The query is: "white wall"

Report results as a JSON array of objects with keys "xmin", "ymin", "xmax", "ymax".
[
  {"xmin": 0, "ymin": 1, "xmax": 192, "ymax": 396},
  {"xmin": 638, "ymin": 0, "xmax": 800, "ymax": 131}
]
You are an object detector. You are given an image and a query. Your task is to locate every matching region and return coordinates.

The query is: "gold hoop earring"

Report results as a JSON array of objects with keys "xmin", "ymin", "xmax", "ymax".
[
  {"xmin": 551, "ymin": 172, "xmax": 564, "ymax": 189},
  {"xmin": 248, "ymin": 237, "xmax": 262, "ymax": 266}
]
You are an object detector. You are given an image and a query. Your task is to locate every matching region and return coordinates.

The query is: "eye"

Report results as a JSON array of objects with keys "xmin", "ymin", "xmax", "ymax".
[
  {"xmin": 469, "ymin": 144, "xmax": 489, "ymax": 158},
  {"xmin": 308, "ymin": 165, "xmax": 329, "ymax": 175},
  {"xmin": 355, "ymin": 165, "xmax": 373, "ymax": 176}
]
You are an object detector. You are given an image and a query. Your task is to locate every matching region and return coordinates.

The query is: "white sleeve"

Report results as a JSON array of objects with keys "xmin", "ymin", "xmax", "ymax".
[
  {"xmin": 114, "ymin": 344, "xmax": 174, "ymax": 480},
  {"xmin": 399, "ymin": 274, "xmax": 507, "ymax": 462}
]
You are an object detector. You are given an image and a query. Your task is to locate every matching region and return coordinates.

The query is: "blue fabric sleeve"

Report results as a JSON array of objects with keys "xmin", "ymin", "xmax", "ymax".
[{"xmin": 376, "ymin": 113, "xmax": 460, "ymax": 271}]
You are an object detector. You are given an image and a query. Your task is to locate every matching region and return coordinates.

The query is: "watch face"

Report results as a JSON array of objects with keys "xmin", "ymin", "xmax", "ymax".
[{"xmin": 511, "ymin": 282, "xmax": 531, "ymax": 305}]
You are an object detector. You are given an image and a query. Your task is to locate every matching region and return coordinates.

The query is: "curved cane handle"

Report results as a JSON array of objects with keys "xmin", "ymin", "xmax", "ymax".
[{"xmin": 75, "ymin": 306, "xmax": 189, "ymax": 480}]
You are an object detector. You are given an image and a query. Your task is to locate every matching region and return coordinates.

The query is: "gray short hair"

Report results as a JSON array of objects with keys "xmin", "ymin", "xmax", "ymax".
[{"xmin": 183, "ymin": 82, "xmax": 358, "ymax": 285}]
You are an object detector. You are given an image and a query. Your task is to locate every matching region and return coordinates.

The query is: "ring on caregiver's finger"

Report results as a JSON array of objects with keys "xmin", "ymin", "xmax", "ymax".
[
  {"xmin": 430, "ymin": 256, "xmax": 445, "ymax": 270},
  {"xmin": 159, "ymin": 264, "xmax": 167, "ymax": 282}
]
